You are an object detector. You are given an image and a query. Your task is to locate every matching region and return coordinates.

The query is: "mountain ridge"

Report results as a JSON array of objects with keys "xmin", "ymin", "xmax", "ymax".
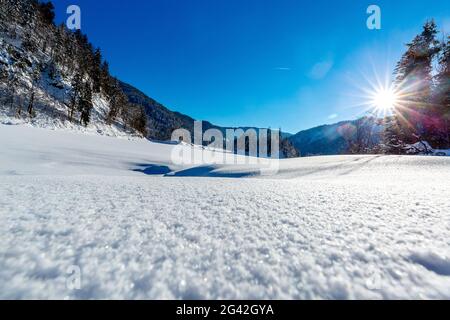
[{"xmin": 288, "ymin": 118, "xmax": 383, "ymax": 156}]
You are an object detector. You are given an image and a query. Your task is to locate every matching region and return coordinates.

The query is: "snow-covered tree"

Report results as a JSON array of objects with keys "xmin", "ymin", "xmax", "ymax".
[
  {"xmin": 433, "ymin": 36, "xmax": 450, "ymax": 148},
  {"xmin": 393, "ymin": 20, "xmax": 440, "ymax": 143}
]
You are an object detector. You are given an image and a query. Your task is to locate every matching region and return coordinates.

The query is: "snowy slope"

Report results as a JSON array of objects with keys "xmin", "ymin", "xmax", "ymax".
[
  {"xmin": 0, "ymin": 38, "xmax": 137, "ymax": 140},
  {"xmin": 0, "ymin": 9, "xmax": 144, "ymax": 140},
  {"xmin": 1, "ymin": 124, "xmax": 450, "ymax": 299}
]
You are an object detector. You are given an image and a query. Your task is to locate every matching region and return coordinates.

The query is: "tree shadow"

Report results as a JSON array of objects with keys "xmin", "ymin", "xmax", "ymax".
[
  {"xmin": 167, "ymin": 165, "xmax": 252, "ymax": 178},
  {"xmin": 132, "ymin": 164, "xmax": 172, "ymax": 175},
  {"xmin": 131, "ymin": 163, "xmax": 253, "ymax": 178}
]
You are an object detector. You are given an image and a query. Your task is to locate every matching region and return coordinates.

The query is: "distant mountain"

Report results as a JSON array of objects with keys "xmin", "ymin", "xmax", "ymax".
[
  {"xmin": 288, "ymin": 119, "xmax": 383, "ymax": 156},
  {"xmin": 288, "ymin": 121, "xmax": 352, "ymax": 156},
  {"xmin": 120, "ymin": 81, "xmax": 298, "ymax": 157},
  {"xmin": 121, "ymin": 80, "xmax": 295, "ymax": 140},
  {"xmin": 119, "ymin": 81, "xmax": 220, "ymax": 141}
]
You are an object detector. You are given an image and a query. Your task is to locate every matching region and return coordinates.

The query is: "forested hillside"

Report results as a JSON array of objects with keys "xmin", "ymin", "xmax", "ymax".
[{"xmin": 0, "ymin": 0, "xmax": 147, "ymax": 137}]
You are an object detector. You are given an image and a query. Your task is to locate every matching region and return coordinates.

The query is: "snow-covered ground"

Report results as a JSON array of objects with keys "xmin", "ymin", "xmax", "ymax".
[{"xmin": 1, "ymin": 124, "xmax": 450, "ymax": 299}]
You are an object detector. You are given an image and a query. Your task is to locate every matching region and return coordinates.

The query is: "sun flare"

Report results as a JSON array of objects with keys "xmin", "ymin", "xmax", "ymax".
[{"xmin": 371, "ymin": 88, "xmax": 399, "ymax": 112}]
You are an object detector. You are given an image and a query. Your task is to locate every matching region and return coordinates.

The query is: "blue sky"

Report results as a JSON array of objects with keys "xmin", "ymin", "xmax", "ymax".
[{"xmin": 54, "ymin": 0, "xmax": 450, "ymax": 133}]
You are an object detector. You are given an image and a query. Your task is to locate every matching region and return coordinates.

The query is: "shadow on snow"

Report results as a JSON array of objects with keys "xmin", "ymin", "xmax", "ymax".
[{"xmin": 132, "ymin": 163, "xmax": 252, "ymax": 178}]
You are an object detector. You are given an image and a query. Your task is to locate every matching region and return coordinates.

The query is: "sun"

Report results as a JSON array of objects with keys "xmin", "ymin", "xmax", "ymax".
[
  {"xmin": 342, "ymin": 64, "xmax": 410, "ymax": 118},
  {"xmin": 370, "ymin": 87, "xmax": 399, "ymax": 112}
]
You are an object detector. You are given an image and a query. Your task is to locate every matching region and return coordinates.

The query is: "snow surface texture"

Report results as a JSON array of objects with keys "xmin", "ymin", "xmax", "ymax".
[{"xmin": 1, "ymin": 124, "xmax": 450, "ymax": 299}]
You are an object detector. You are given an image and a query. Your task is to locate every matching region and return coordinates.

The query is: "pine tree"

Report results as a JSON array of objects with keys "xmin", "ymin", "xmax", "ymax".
[
  {"xmin": 79, "ymin": 81, "xmax": 93, "ymax": 126},
  {"xmin": 37, "ymin": 1, "xmax": 55, "ymax": 25},
  {"xmin": 106, "ymin": 79, "xmax": 128, "ymax": 124},
  {"xmin": 382, "ymin": 115, "xmax": 407, "ymax": 154},
  {"xmin": 7, "ymin": 62, "xmax": 21, "ymax": 115},
  {"xmin": 434, "ymin": 36, "xmax": 450, "ymax": 148},
  {"xmin": 393, "ymin": 20, "xmax": 440, "ymax": 144},
  {"xmin": 127, "ymin": 104, "xmax": 148, "ymax": 136},
  {"xmin": 0, "ymin": 64, "xmax": 7, "ymax": 83},
  {"xmin": 100, "ymin": 61, "xmax": 111, "ymax": 93},
  {"xmin": 280, "ymin": 138, "xmax": 300, "ymax": 158},
  {"xmin": 27, "ymin": 64, "xmax": 42, "ymax": 116},
  {"xmin": 91, "ymin": 48, "xmax": 102, "ymax": 93},
  {"xmin": 68, "ymin": 71, "xmax": 83, "ymax": 121}
]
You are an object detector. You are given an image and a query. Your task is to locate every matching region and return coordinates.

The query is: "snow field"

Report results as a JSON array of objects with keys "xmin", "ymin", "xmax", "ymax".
[{"xmin": 1, "ymin": 124, "xmax": 450, "ymax": 299}]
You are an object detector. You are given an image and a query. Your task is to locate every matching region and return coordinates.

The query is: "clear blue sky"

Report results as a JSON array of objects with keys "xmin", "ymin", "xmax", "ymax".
[{"xmin": 54, "ymin": 0, "xmax": 450, "ymax": 133}]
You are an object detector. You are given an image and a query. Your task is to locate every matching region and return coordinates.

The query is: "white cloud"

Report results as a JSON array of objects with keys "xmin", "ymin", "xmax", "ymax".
[
  {"xmin": 274, "ymin": 67, "xmax": 291, "ymax": 71},
  {"xmin": 309, "ymin": 60, "xmax": 334, "ymax": 79},
  {"xmin": 328, "ymin": 113, "xmax": 338, "ymax": 120}
]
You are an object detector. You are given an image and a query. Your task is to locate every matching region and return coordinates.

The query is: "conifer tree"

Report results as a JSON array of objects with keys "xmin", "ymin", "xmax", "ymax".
[
  {"xmin": 100, "ymin": 61, "xmax": 111, "ymax": 92},
  {"xmin": 434, "ymin": 37, "xmax": 450, "ymax": 147},
  {"xmin": 68, "ymin": 71, "xmax": 83, "ymax": 121},
  {"xmin": 79, "ymin": 81, "xmax": 93, "ymax": 126},
  {"xmin": 7, "ymin": 62, "xmax": 21, "ymax": 114},
  {"xmin": 392, "ymin": 20, "xmax": 440, "ymax": 146},
  {"xmin": 91, "ymin": 48, "xmax": 102, "ymax": 93},
  {"xmin": 382, "ymin": 116, "xmax": 408, "ymax": 154},
  {"xmin": 27, "ymin": 64, "xmax": 42, "ymax": 116},
  {"xmin": 37, "ymin": 1, "xmax": 55, "ymax": 25},
  {"xmin": 106, "ymin": 79, "xmax": 128, "ymax": 124}
]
